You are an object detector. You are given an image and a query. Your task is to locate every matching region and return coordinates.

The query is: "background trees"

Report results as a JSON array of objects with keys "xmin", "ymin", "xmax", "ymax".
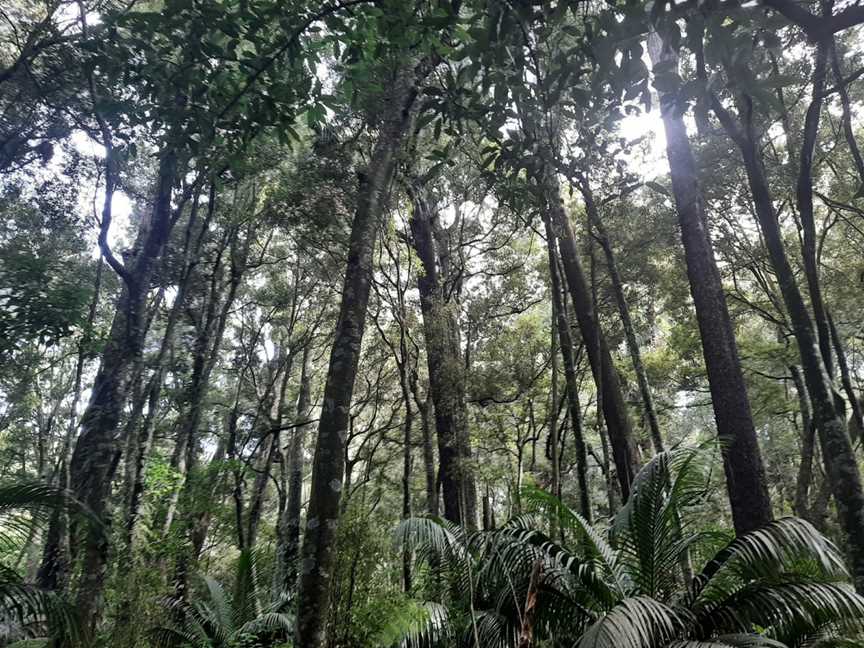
[{"xmin": 1, "ymin": 0, "xmax": 864, "ymax": 646}]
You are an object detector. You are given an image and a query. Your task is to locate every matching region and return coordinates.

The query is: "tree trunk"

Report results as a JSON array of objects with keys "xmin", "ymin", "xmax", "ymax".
[
  {"xmin": 171, "ymin": 224, "xmax": 244, "ymax": 476},
  {"xmin": 543, "ymin": 213, "xmax": 592, "ymax": 522},
  {"xmin": 416, "ymin": 396, "xmax": 438, "ymax": 517},
  {"xmin": 712, "ymin": 85, "xmax": 864, "ymax": 590},
  {"xmin": 582, "ymin": 188, "xmax": 664, "ymax": 454},
  {"xmin": 163, "ymin": 223, "xmax": 249, "ymax": 538},
  {"xmin": 548, "ymin": 283, "xmax": 561, "ymax": 538},
  {"xmin": 543, "ymin": 166, "xmax": 636, "ymax": 501},
  {"xmin": 482, "ymin": 485, "xmax": 494, "ymax": 530},
  {"xmin": 828, "ymin": 312, "xmax": 864, "ymax": 435},
  {"xmin": 57, "ymin": 149, "xmax": 178, "ymax": 636},
  {"xmin": 401, "ymin": 389, "xmax": 413, "ymax": 592},
  {"xmin": 829, "ymin": 41, "xmax": 864, "ymax": 186},
  {"xmin": 246, "ymin": 351, "xmax": 293, "ymax": 550},
  {"xmin": 648, "ymin": 34, "xmax": 773, "ymax": 535},
  {"xmin": 796, "ymin": 38, "xmax": 833, "ymax": 375},
  {"xmin": 37, "ymin": 258, "xmax": 103, "ymax": 592},
  {"xmin": 295, "ymin": 62, "xmax": 427, "ymax": 648},
  {"xmin": 791, "ymin": 365, "xmax": 816, "ymax": 520},
  {"xmin": 277, "ymin": 344, "xmax": 312, "ymax": 592},
  {"xmin": 122, "ymin": 188, "xmax": 211, "ymax": 560},
  {"xmin": 409, "ymin": 185, "xmax": 477, "ymax": 529}
]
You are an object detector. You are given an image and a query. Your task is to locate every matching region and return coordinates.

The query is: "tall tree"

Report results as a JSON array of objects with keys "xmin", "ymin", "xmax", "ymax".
[
  {"xmin": 408, "ymin": 181, "xmax": 477, "ymax": 528},
  {"xmin": 295, "ymin": 54, "xmax": 442, "ymax": 647},
  {"xmin": 543, "ymin": 168, "xmax": 638, "ymax": 500},
  {"xmin": 696, "ymin": 8, "xmax": 864, "ymax": 586},
  {"xmin": 647, "ymin": 32, "xmax": 773, "ymax": 534}
]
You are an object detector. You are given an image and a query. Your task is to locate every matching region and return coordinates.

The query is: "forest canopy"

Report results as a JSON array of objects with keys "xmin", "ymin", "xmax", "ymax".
[{"xmin": 2, "ymin": 0, "xmax": 864, "ymax": 646}]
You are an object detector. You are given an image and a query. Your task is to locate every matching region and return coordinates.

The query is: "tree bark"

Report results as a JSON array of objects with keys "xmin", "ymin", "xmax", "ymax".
[
  {"xmin": 121, "ymin": 187, "xmax": 212, "ymax": 563},
  {"xmin": 401, "ymin": 387, "xmax": 413, "ymax": 592},
  {"xmin": 796, "ymin": 38, "xmax": 833, "ymax": 375},
  {"xmin": 710, "ymin": 82, "xmax": 864, "ymax": 590},
  {"xmin": 829, "ymin": 41, "xmax": 864, "ymax": 186},
  {"xmin": 409, "ymin": 185, "xmax": 477, "ymax": 529},
  {"xmin": 415, "ymin": 393, "xmax": 438, "ymax": 516},
  {"xmin": 828, "ymin": 312, "xmax": 864, "ymax": 436},
  {"xmin": 295, "ymin": 61, "xmax": 428, "ymax": 648},
  {"xmin": 543, "ymin": 213, "xmax": 592, "ymax": 522},
  {"xmin": 37, "ymin": 258, "xmax": 103, "ymax": 592},
  {"xmin": 548, "ymin": 281, "xmax": 561, "ymax": 538},
  {"xmin": 482, "ymin": 485, "xmax": 494, "ymax": 530},
  {"xmin": 582, "ymin": 187, "xmax": 664, "ymax": 454},
  {"xmin": 648, "ymin": 34, "xmax": 773, "ymax": 535},
  {"xmin": 543, "ymin": 166, "xmax": 637, "ymax": 501},
  {"xmin": 277, "ymin": 344, "xmax": 312, "ymax": 592},
  {"xmin": 393, "ymin": 343, "xmax": 414, "ymax": 592},
  {"xmin": 246, "ymin": 350, "xmax": 294, "ymax": 550},
  {"xmin": 56, "ymin": 149, "xmax": 178, "ymax": 636},
  {"xmin": 791, "ymin": 365, "xmax": 816, "ymax": 520},
  {"xmin": 163, "ymin": 221, "xmax": 249, "ymax": 540}
]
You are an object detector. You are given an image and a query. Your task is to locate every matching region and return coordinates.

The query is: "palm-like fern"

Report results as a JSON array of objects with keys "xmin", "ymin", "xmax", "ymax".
[
  {"xmin": 0, "ymin": 482, "xmax": 82, "ymax": 645},
  {"xmin": 393, "ymin": 449, "xmax": 864, "ymax": 648},
  {"xmin": 151, "ymin": 549, "xmax": 293, "ymax": 647}
]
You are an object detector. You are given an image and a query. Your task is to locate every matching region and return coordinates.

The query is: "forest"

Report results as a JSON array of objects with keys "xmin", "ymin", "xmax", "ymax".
[{"xmin": 2, "ymin": 0, "xmax": 864, "ymax": 645}]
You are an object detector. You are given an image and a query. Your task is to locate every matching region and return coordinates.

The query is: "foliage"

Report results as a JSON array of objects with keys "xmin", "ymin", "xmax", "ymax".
[
  {"xmin": 151, "ymin": 550, "xmax": 292, "ymax": 648},
  {"xmin": 394, "ymin": 450, "xmax": 864, "ymax": 647},
  {"xmin": 0, "ymin": 176, "xmax": 94, "ymax": 360},
  {"xmin": 0, "ymin": 482, "xmax": 82, "ymax": 645},
  {"xmin": 2, "ymin": 0, "xmax": 864, "ymax": 644}
]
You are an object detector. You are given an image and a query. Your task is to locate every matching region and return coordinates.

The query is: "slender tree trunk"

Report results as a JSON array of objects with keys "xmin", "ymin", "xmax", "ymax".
[
  {"xmin": 164, "ymin": 224, "xmax": 248, "ymax": 539},
  {"xmin": 37, "ymin": 259, "xmax": 103, "ymax": 592},
  {"xmin": 595, "ymin": 419, "xmax": 617, "ymax": 517},
  {"xmin": 582, "ymin": 189, "xmax": 664, "ymax": 453},
  {"xmin": 796, "ymin": 38, "xmax": 833, "ymax": 375},
  {"xmin": 791, "ymin": 365, "xmax": 817, "ymax": 520},
  {"xmin": 514, "ymin": 436, "xmax": 524, "ymax": 516},
  {"xmin": 121, "ymin": 190, "xmax": 210, "ymax": 560},
  {"xmin": 401, "ymin": 387, "xmax": 413, "ymax": 593},
  {"xmin": 246, "ymin": 352, "xmax": 293, "ymax": 550},
  {"xmin": 374, "ymin": 285, "xmax": 416, "ymax": 590},
  {"xmin": 648, "ymin": 34, "xmax": 773, "ymax": 535},
  {"xmin": 482, "ymin": 485, "xmax": 494, "ymax": 531},
  {"xmin": 829, "ymin": 41, "xmax": 864, "ymax": 186},
  {"xmin": 168, "ymin": 222, "xmax": 253, "ymax": 605},
  {"xmin": 543, "ymin": 213, "xmax": 592, "ymax": 521},
  {"xmin": 828, "ymin": 312, "xmax": 864, "ymax": 434},
  {"xmin": 415, "ymin": 394, "xmax": 438, "ymax": 516},
  {"xmin": 170, "ymin": 423, "xmax": 231, "ymax": 604},
  {"xmin": 391, "ymin": 324, "xmax": 414, "ymax": 593},
  {"xmin": 278, "ymin": 345, "xmax": 313, "ymax": 591},
  {"xmin": 549, "ymin": 285, "xmax": 561, "ymax": 538},
  {"xmin": 190, "ymin": 427, "xmax": 228, "ymax": 560},
  {"xmin": 111, "ymin": 370, "xmax": 162, "ymax": 644},
  {"xmin": 295, "ymin": 62, "xmax": 429, "ymax": 648},
  {"xmin": 711, "ymin": 85, "xmax": 864, "ymax": 590},
  {"xmin": 543, "ymin": 166, "xmax": 636, "ymax": 500},
  {"xmin": 170, "ymin": 225, "xmax": 240, "ymax": 475},
  {"xmin": 120, "ymin": 381, "xmax": 164, "ymax": 548}
]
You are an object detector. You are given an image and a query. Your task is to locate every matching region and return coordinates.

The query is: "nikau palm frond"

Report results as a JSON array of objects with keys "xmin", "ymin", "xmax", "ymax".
[
  {"xmin": 394, "ymin": 448, "xmax": 864, "ymax": 648},
  {"xmin": 0, "ymin": 482, "xmax": 83, "ymax": 644},
  {"xmin": 577, "ymin": 595, "xmax": 683, "ymax": 648}
]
